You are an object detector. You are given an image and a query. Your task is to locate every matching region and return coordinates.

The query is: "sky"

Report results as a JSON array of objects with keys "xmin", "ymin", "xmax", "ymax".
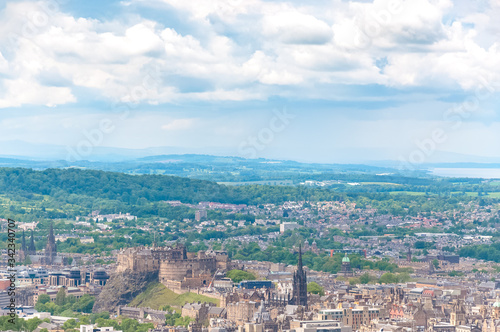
[{"xmin": 0, "ymin": 0, "xmax": 499, "ymax": 164}]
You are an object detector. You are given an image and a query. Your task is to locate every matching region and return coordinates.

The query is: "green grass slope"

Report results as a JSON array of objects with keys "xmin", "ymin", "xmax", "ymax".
[{"xmin": 128, "ymin": 282, "xmax": 220, "ymax": 309}]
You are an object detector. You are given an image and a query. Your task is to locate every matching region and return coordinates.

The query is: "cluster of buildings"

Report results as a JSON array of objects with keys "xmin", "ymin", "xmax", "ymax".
[
  {"xmin": 0, "ymin": 224, "xmax": 111, "ymax": 325},
  {"xmin": 18, "ymin": 223, "xmax": 63, "ymax": 265},
  {"xmin": 2, "ymin": 196, "xmax": 500, "ymax": 331},
  {"xmin": 103, "ymin": 242, "xmax": 500, "ymax": 332}
]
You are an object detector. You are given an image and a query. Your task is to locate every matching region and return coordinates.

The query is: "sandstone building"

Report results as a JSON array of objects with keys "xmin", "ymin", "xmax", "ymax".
[{"xmin": 116, "ymin": 244, "xmax": 232, "ymax": 291}]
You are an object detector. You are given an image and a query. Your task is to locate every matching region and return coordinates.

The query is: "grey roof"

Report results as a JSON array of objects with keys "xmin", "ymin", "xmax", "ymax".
[{"xmin": 208, "ymin": 307, "xmax": 226, "ymax": 315}]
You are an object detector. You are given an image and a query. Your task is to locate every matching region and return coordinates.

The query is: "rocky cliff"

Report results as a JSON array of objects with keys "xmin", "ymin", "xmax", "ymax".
[{"xmin": 92, "ymin": 269, "xmax": 158, "ymax": 313}]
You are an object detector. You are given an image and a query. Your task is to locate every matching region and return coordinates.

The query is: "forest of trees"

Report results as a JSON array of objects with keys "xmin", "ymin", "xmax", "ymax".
[
  {"xmin": 0, "ymin": 167, "xmax": 495, "ymax": 222},
  {"xmin": 458, "ymin": 243, "xmax": 500, "ymax": 262}
]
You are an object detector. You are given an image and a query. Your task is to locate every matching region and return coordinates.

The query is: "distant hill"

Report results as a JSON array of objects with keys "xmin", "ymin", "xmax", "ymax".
[
  {"xmin": 0, "ymin": 167, "xmax": 234, "ymax": 204},
  {"xmin": 0, "ymin": 152, "xmax": 413, "ymax": 182},
  {"xmin": 0, "ymin": 165, "xmax": 492, "ymax": 223}
]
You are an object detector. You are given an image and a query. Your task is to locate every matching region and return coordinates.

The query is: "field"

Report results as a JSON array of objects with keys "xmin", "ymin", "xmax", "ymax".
[
  {"xmin": 387, "ymin": 191, "xmax": 500, "ymax": 198},
  {"xmin": 389, "ymin": 191, "xmax": 427, "ymax": 196},
  {"xmin": 218, "ymin": 180, "xmax": 294, "ymax": 186},
  {"xmin": 128, "ymin": 282, "xmax": 220, "ymax": 309},
  {"xmin": 360, "ymin": 182, "xmax": 402, "ymax": 186},
  {"xmin": 462, "ymin": 192, "xmax": 500, "ymax": 198}
]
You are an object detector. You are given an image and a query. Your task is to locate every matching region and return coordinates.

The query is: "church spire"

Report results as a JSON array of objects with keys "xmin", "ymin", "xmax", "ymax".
[
  {"xmin": 28, "ymin": 229, "xmax": 36, "ymax": 254},
  {"xmin": 292, "ymin": 243, "xmax": 307, "ymax": 308},
  {"xmin": 21, "ymin": 230, "xmax": 26, "ymax": 252},
  {"xmin": 298, "ymin": 244, "xmax": 303, "ymax": 271},
  {"xmin": 48, "ymin": 222, "xmax": 55, "ymax": 243},
  {"xmin": 45, "ymin": 222, "xmax": 57, "ymax": 265}
]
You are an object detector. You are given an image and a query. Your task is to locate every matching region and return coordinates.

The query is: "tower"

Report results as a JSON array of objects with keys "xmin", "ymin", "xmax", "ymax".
[
  {"xmin": 493, "ymin": 299, "xmax": 500, "ymax": 319},
  {"xmin": 28, "ymin": 229, "xmax": 36, "ymax": 255},
  {"xmin": 292, "ymin": 245, "xmax": 307, "ymax": 307},
  {"xmin": 19, "ymin": 230, "xmax": 27, "ymax": 261},
  {"xmin": 407, "ymin": 246, "xmax": 412, "ymax": 262},
  {"xmin": 340, "ymin": 253, "xmax": 353, "ymax": 277},
  {"xmin": 45, "ymin": 223, "xmax": 57, "ymax": 265},
  {"xmin": 428, "ymin": 260, "xmax": 435, "ymax": 274},
  {"xmin": 21, "ymin": 230, "xmax": 27, "ymax": 252},
  {"xmin": 312, "ymin": 240, "xmax": 318, "ymax": 253},
  {"xmin": 450, "ymin": 299, "xmax": 466, "ymax": 326}
]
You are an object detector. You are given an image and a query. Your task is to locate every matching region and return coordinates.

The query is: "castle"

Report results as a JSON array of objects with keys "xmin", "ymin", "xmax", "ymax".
[
  {"xmin": 116, "ymin": 243, "xmax": 308, "ymax": 309},
  {"xmin": 116, "ymin": 244, "xmax": 232, "ymax": 291}
]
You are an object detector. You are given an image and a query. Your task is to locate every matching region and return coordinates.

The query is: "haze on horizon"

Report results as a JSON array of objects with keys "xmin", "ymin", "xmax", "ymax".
[{"xmin": 0, "ymin": 0, "xmax": 499, "ymax": 164}]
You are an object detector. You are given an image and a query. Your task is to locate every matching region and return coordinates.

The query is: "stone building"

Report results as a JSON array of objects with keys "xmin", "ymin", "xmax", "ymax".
[
  {"xmin": 182, "ymin": 302, "xmax": 215, "ymax": 321},
  {"xmin": 116, "ymin": 244, "xmax": 232, "ymax": 291},
  {"xmin": 116, "ymin": 247, "xmax": 161, "ymax": 273},
  {"xmin": 227, "ymin": 301, "xmax": 260, "ymax": 325},
  {"xmin": 318, "ymin": 307, "xmax": 381, "ymax": 330},
  {"xmin": 338, "ymin": 254, "xmax": 353, "ymax": 277},
  {"xmin": 451, "ymin": 299, "xmax": 467, "ymax": 326},
  {"xmin": 21, "ymin": 224, "xmax": 68, "ymax": 266},
  {"xmin": 237, "ymin": 302, "xmax": 279, "ymax": 332}
]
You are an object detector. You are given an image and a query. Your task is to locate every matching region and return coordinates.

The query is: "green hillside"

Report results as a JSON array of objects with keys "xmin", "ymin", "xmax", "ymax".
[
  {"xmin": 128, "ymin": 282, "xmax": 220, "ymax": 309},
  {"xmin": 0, "ymin": 167, "xmax": 494, "ymax": 222}
]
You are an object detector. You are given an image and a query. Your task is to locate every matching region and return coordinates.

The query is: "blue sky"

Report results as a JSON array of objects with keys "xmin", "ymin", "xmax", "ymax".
[{"xmin": 0, "ymin": 0, "xmax": 499, "ymax": 164}]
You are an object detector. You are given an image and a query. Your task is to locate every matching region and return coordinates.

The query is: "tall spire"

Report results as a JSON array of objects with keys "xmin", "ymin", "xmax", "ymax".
[
  {"xmin": 21, "ymin": 230, "xmax": 26, "ymax": 252},
  {"xmin": 28, "ymin": 229, "xmax": 36, "ymax": 254},
  {"xmin": 298, "ymin": 244, "xmax": 303, "ymax": 271},
  {"xmin": 292, "ymin": 243, "xmax": 307, "ymax": 308},
  {"xmin": 48, "ymin": 222, "xmax": 55, "ymax": 243},
  {"xmin": 45, "ymin": 222, "xmax": 57, "ymax": 265}
]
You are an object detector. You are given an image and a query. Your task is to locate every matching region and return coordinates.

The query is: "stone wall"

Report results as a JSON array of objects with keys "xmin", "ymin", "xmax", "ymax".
[
  {"xmin": 116, "ymin": 247, "xmax": 160, "ymax": 273},
  {"xmin": 159, "ymin": 258, "xmax": 216, "ymax": 284}
]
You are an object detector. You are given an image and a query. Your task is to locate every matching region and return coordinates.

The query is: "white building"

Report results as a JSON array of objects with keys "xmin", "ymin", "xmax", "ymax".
[
  {"xmin": 80, "ymin": 236, "xmax": 95, "ymax": 244},
  {"xmin": 80, "ymin": 325, "xmax": 123, "ymax": 332},
  {"xmin": 291, "ymin": 320, "xmax": 352, "ymax": 332},
  {"xmin": 18, "ymin": 222, "xmax": 39, "ymax": 231},
  {"xmin": 280, "ymin": 222, "xmax": 300, "ymax": 234}
]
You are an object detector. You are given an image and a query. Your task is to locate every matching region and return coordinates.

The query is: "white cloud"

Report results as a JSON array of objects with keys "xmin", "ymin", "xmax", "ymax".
[
  {"xmin": 0, "ymin": 80, "xmax": 75, "ymax": 108},
  {"xmin": 146, "ymin": 0, "xmax": 259, "ymax": 22},
  {"xmin": 0, "ymin": 0, "xmax": 499, "ymax": 109},
  {"xmin": 241, "ymin": 51, "xmax": 303, "ymax": 85},
  {"xmin": 0, "ymin": 51, "xmax": 8, "ymax": 73},
  {"xmin": 261, "ymin": 11, "xmax": 333, "ymax": 45}
]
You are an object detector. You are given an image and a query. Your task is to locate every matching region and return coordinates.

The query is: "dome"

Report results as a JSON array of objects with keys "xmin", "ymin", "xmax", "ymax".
[
  {"xmin": 342, "ymin": 255, "xmax": 350, "ymax": 263},
  {"xmin": 494, "ymin": 301, "xmax": 500, "ymax": 308}
]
